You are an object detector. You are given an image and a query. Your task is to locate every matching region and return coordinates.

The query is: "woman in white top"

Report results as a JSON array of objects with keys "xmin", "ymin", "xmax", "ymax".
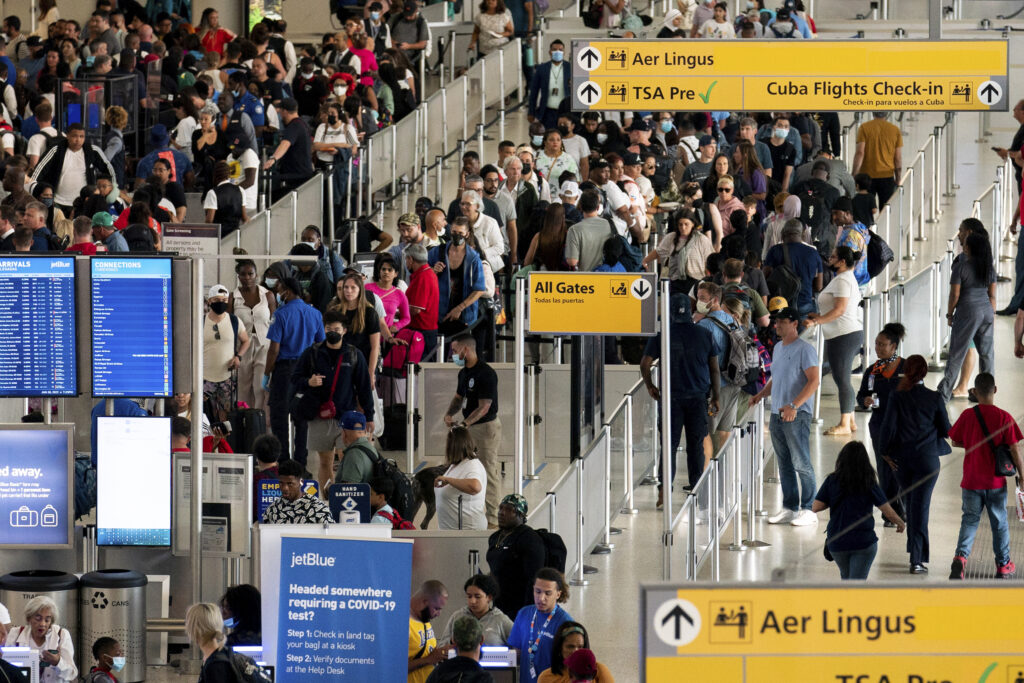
[
  {"xmin": 169, "ymin": 392, "xmax": 211, "ymax": 435},
  {"xmin": 600, "ymin": 0, "xmax": 629, "ymax": 28},
  {"xmin": 460, "ymin": 190, "xmax": 505, "ymax": 274},
  {"xmin": 313, "ymin": 102, "xmax": 357, "ymax": 165},
  {"xmin": 4, "ymin": 596, "xmax": 77, "ymax": 682},
  {"xmin": 641, "ymin": 207, "xmax": 714, "ymax": 291},
  {"xmin": 203, "ymin": 284, "xmax": 251, "ymax": 422},
  {"xmin": 435, "ymin": 426, "xmax": 487, "ymax": 530},
  {"xmin": 804, "ymin": 246, "xmax": 863, "ymax": 436},
  {"xmin": 469, "ymin": 0, "xmax": 513, "ymax": 56},
  {"xmin": 229, "ymin": 259, "xmax": 276, "ymax": 411},
  {"xmin": 31, "ymin": 0, "xmax": 59, "ymax": 39},
  {"xmin": 171, "ymin": 94, "xmax": 199, "ymax": 163},
  {"xmin": 535, "ymin": 130, "xmax": 579, "ymax": 199}
]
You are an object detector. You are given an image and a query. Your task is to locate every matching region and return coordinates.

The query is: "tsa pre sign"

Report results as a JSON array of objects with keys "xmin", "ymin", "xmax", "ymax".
[
  {"xmin": 641, "ymin": 583, "xmax": 1024, "ymax": 682},
  {"xmin": 277, "ymin": 535, "xmax": 412, "ymax": 682},
  {"xmin": 526, "ymin": 272, "xmax": 657, "ymax": 335}
]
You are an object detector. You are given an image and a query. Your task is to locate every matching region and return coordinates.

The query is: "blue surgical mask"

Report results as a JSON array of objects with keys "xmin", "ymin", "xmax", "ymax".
[
  {"xmin": 531, "ymin": 135, "xmax": 543, "ymax": 147},
  {"xmin": 773, "ymin": 128, "xmax": 788, "ymax": 139},
  {"xmin": 746, "ymin": 0, "xmax": 754, "ymax": 8},
  {"xmin": 660, "ymin": 120, "xmax": 673, "ymax": 133},
  {"xmin": 110, "ymin": 656, "xmax": 126, "ymax": 672},
  {"xmin": 371, "ymin": 11, "xmax": 380, "ymax": 20},
  {"xmin": 40, "ymin": 197, "xmax": 54, "ymax": 207},
  {"xmin": 453, "ymin": 354, "xmax": 466, "ymax": 367},
  {"xmin": 551, "ymin": 50, "xmax": 564, "ymax": 62},
  {"xmin": 265, "ymin": 277, "xmax": 278, "ymax": 289},
  {"xmin": 276, "ymin": 294, "xmax": 285, "ymax": 306},
  {"xmin": 223, "ymin": 617, "xmax": 237, "ymax": 629}
]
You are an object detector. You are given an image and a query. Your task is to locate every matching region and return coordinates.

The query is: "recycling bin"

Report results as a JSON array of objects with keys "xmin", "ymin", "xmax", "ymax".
[
  {"xmin": 0, "ymin": 570, "xmax": 79, "ymax": 646},
  {"xmin": 79, "ymin": 569, "xmax": 147, "ymax": 683}
]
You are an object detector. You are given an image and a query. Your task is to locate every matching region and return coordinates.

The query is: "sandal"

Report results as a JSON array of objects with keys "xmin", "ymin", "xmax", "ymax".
[{"xmin": 823, "ymin": 426, "xmax": 853, "ymax": 436}]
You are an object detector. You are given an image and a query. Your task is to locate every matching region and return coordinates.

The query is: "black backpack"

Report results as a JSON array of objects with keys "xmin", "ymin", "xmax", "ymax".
[
  {"xmin": 609, "ymin": 218, "xmax": 643, "ymax": 272},
  {"xmin": 796, "ymin": 187, "xmax": 827, "ymax": 234},
  {"xmin": 767, "ymin": 243, "xmax": 802, "ymax": 303},
  {"xmin": 229, "ymin": 651, "xmax": 273, "ymax": 683},
  {"xmin": 534, "ymin": 527, "xmax": 567, "ymax": 573},
  {"xmin": 866, "ymin": 229, "xmax": 894, "ymax": 278},
  {"xmin": 362, "ymin": 444, "xmax": 415, "ymax": 520}
]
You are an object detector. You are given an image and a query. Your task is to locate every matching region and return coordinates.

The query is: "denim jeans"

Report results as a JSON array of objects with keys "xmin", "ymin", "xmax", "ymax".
[
  {"xmin": 769, "ymin": 411, "xmax": 816, "ymax": 511},
  {"xmin": 955, "ymin": 486, "xmax": 1010, "ymax": 565},
  {"xmin": 831, "ymin": 542, "xmax": 878, "ymax": 580}
]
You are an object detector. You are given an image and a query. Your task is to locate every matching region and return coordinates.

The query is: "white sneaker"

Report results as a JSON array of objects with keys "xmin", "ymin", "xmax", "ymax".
[
  {"xmin": 767, "ymin": 509, "xmax": 795, "ymax": 524},
  {"xmin": 790, "ymin": 509, "xmax": 819, "ymax": 526}
]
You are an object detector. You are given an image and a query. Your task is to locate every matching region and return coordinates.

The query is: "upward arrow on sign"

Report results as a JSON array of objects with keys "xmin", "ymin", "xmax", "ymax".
[
  {"xmin": 662, "ymin": 605, "xmax": 694, "ymax": 641},
  {"xmin": 980, "ymin": 82, "xmax": 1000, "ymax": 104},
  {"xmin": 580, "ymin": 48, "xmax": 600, "ymax": 68},
  {"xmin": 580, "ymin": 83, "xmax": 600, "ymax": 104}
]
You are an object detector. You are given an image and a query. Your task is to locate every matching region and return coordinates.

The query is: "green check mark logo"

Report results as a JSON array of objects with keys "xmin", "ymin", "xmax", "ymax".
[{"xmin": 698, "ymin": 80, "xmax": 719, "ymax": 104}]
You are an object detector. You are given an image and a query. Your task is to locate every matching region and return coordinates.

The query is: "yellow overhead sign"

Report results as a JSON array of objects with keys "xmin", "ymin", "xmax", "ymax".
[
  {"xmin": 642, "ymin": 583, "xmax": 1024, "ymax": 682},
  {"xmin": 572, "ymin": 39, "xmax": 1009, "ymax": 111},
  {"xmin": 526, "ymin": 272, "xmax": 657, "ymax": 335}
]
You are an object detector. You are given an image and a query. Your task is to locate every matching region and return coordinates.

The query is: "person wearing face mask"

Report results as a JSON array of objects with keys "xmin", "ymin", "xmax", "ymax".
[
  {"xmin": 203, "ymin": 284, "xmax": 252, "ymax": 423},
  {"xmin": 501, "ymin": 156, "xmax": 539, "ymax": 263},
  {"xmin": 84, "ymin": 637, "xmax": 123, "ymax": 683},
  {"xmin": 527, "ymin": 40, "xmax": 570, "ymax": 130},
  {"xmin": 227, "ymin": 71, "xmax": 266, "ymax": 138},
  {"xmin": 229, "ymin": 259, "xmax": 276, "ymax": 412},
  {"xmin": 766, "ymin": 114, "xmax": 797, "ymax": 191},
  {"xmin": 555, "ymin": 114, "xmax": 590, "ymax": 180},
  {"xmin": 429, "ymin": 216, "xmax": 488, "ymax": 338},
  {"xmin": 290, "ymin": 57, "xmax": 328, "ymax": 118},
  {"xmin": 203, "ymin": 160, "xmax": 247, "ymax": 237},
  {"xmin": 536, "ymin": 130, "xmax": 579, "ymax": 198},
  {"xmin": 363, "ymin": 2, "xmax": 391, "ymax": 58},
  {"xmin": 219, "ymin": 584, "xmax": 261, "ymax": 648},
  {"xmin": 443, "ymin": 334, "xmax": 501, "ymax": 526},
  {"xmin": 264, "ymin": 98, "xmax": 316, "ymax": 198}
]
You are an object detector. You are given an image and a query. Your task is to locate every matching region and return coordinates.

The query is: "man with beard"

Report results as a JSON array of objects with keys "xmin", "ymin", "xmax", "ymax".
[{"xmin": 408, "ymin": 580, "xmax": 450, "ymax": 683}]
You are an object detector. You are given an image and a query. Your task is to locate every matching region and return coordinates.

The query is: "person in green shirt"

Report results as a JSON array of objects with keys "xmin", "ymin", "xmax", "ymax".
[{"xmin": 334, "ymin": 410, "xmax": 378, "ymax": 484}]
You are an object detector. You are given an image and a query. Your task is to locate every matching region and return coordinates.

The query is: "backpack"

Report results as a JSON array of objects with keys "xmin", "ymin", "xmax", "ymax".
[
  {"xmin": 534, "ymin": 528, "xmax": 567, "ymax": 572},
  {"xmin": 708, "ymin": 316, "xmax": 763, "ymax": 389},
  {"xmin": 767, "ymin": 242, "xmax": 802, "ymax": 303},
  {"xmin": 229, "ymin": 651, "xmax": 273, "ymax": 683},
  {"xmin": 383, "ymin": 327, "xmax": 425, "ymax": 376},
  {"xmin": 770, "ymin": 22, "xmax": 797, "ymax": 38},
  {"xmin": 795, "ymin": 187, "xmax": 827, "ymax": 234},
  {"xmin": 375, "ymin": 507, "xmax": 416, "ymax": 530},
  {"xmin": 866, "ymin": 229, "xmax": 894, "ymax": 278},
  {"xmin": 362, "ymin": 444, "xmax": 415, "ymax": 520},
  {"xmin": 750, "ymin": 332, "xmax": 772, "ymax": 394},
  {"xmin": 609, "ymin": 218, "xmax": 643, "ymax": 272}
]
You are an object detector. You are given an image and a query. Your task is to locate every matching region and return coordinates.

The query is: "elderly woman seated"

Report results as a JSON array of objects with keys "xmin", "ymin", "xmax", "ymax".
[{"xmin": 3, "ymin": 596, "xmax": 77, "ymax": 682}]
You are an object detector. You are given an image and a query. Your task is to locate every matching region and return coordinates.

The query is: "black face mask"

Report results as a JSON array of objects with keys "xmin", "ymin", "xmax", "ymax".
[
  {"xmin": 327, "ymin": 114, "xmax": 338, "ymax": 125},
  {"xmin": 451, "ymin": 234, "xmax": 465, "ymax": 247},
  {"xmin": 557, "ymin": 124, "xmax": 569, "ymax": 137},
  {"xmin": 325, "ymin": 330, "xmax": 342, "ymax": 344},
  {"xmin": 209, "ymin": 301, "xmax": 228, "ymax": 314},
  {"xmin": 521, "ymin": 163, "xmax": 532, "ymax": 175}
]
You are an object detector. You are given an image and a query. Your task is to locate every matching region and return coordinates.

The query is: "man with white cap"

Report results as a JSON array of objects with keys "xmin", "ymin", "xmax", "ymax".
[
  {"xmin": 558, "ymin": 181, "xmax": 582, "ymax": 224},
  {"xmin": 203, "ymin": 284, "xmax": 251, "ymax": 423}
]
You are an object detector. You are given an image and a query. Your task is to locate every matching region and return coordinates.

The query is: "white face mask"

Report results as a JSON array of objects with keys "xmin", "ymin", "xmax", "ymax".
[
  {"xmin": 334, "ymin": 85, "xmax": 346, "ymax": 96},
  {"xmin": 596, "ymin": 133, "xmax": 608, "ymax": 144},
  {"xmin": 303, "ymin": 241, "xmax": 318, "ymax": 251},
  {"xmin": 696, "ymin": 300, "xmax": 711, "ymax": 314}
]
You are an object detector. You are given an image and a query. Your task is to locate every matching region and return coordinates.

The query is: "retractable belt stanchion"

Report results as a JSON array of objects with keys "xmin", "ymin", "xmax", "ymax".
[
  {"xmin": 727, "ymin": 427, "xmax": 744, "ymax": 552},
  {"xmin": 659, "ymin": 279, "xmax": 673, "ymax": 580},
  {"xmin": 622, "ymin": 394, "xmax": 639, "ymax": 515},
  {"xmin": 514, "ymin": 278, "xmax": 525, "ymax": 495},
  {"xmin": 743, "ymin": 417, "xmax": 770, "ymax": 549}
]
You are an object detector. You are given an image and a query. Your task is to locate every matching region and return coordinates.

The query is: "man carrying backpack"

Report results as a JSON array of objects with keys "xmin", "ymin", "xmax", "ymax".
[
  {"xmin": 486, "ymin": 494, "xmax": 546, "ymax": 620},
  {"xmin": 764, "ymin": 221, "xmax": 823, "ymax": 317},
  {"xmin": 334, "ymin": 411, "xmax": 378, "ymax": 485},
  {"xmin": 695, "ymin": 282, "xmax": 745, "ymax": 455}
]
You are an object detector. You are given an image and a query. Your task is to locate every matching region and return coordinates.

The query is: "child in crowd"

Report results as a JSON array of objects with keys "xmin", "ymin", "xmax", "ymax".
[
  {"xmin": 852, "ymin": 173, "xmax": 877, "ymax": 227},
  {"xmin": 594, "ymin": 237, "xmax": 626, "ymax": 273},
  {"xmin": 84, "ymin": 637, "xmax": 124, "ymax": 683}
]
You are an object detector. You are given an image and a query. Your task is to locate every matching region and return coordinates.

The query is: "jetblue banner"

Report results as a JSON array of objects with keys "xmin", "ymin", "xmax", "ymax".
[{"xmin": 277, "ymin": 535, "xmax": 412, "ymax": 682}]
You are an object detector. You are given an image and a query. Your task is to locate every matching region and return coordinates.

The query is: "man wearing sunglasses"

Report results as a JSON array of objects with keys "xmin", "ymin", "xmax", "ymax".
[{"xmin": 203, "ymin": 283, "xmax": 251, "ymax": 424}]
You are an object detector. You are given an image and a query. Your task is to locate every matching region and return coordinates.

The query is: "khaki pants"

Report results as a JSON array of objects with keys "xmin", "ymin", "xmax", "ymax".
[{"xmin": 468, "ymin": 418, "xmax": 502, "ymax": 525}]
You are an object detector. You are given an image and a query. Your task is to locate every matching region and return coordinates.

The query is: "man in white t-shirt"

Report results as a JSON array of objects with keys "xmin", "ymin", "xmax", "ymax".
[
  {"xmin": 228, "ymin": 141, "xmax": 260, "ymax": 213},
  {"xmin": 26, "ymin": 100, "xmax": 59, "ymax": 171}
]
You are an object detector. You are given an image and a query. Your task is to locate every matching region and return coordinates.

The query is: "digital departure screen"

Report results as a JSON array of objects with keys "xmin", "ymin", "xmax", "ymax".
[
  {"xmin": 91, "ymin": 258, "xmax": 172, "ymax": 397},
  {"xmin": 96, "ymin": 416, "xmax": 171, "ymax": 546},
  {"xmin": 0, "ymin": 426, "xmax": 73, "ymax": 548},
  {"xmin": 0, "ymin": 256, "xmax": 77, "ymax": 397}
]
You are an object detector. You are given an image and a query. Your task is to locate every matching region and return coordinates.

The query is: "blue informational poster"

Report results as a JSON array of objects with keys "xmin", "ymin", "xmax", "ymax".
[
  {"xmin": 90, "ymin": 258, "xmax": 173, "ymax": 397},
  {"xmin": 257, "ymin": 480, "xmax": 320, "ymax": 522},
  {"xmin": 0, "ymin": 256, "xmax": 77, "ymax": 397},
  {"xmin": 277, "ymin": 535, "xmax": 411, "ymax": 682},
  {"xmin": 0, "ymin": 428, "xmax": 71, "ymax": 547},
  {"xmin": 328, "ymin": 484, "xmax": 371, "ymax": 523}
]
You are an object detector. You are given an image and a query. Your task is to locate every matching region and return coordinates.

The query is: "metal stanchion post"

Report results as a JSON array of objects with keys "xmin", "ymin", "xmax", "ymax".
[
  {"xmin": 462, "ymin": 78, "xmax": 469, "ymax": 145},
  {"xmin": 357, "ymin": 144, "xmax": 366, "ymax": 218},
  {"xmin": 290, "ymin": 190, "xmax": 298, "ymax": 244},
  {"xmin": 570, "ymin": 459, "xmax": 589, "ymax": 586},
  {"xmin": 811, "ymin": 325, "xmax": 824, "ymax": 424},
  {"xmin": 524, "ymin": 364, "xmax": 540, "ymax": 481},
  {"xmin": 366, "ymin": 139, "xmax": 375, "ymax": 215},
  {"xmin": 862, "ymin": 296, "xmax": 873, "ymax": 370},
  {"xmin": 976, "ymin": 111, "xmax": 987, "ymax": 142},
  {"xmin": 326, "ymin": 165, "xmax": 335, "ymax": 246},
  {"xmin": 916, "ymin": 158, "xmax": 926, "ymax": 241},
  {"xmin": 945, "ymin": 113, "xmax": 958, "ymax": 196},
  {"xmin": 441, "ymin": 88, "xmax": 449, "ymax": 161},
  {"xmin": 894, "ymin": 185, "xmax": 906, "ymax": 282},
  {"xmin": 710, "ymin": 462, "xmax": 720, "ymax": 581},
  {"xmin": 881, "ymin": 204, "xmax": 892, "ymax": 285},
  {"xmin": 345, "ymin": 154, "xmax": 353, "ymax": 219},
  {"xmin": 904, "ymin": 169, "xmax": 917, "ymax": 260},
  {"xmin": 390, "ymin": 126, "xmax": 399, "ymax": 203},
  {"xmin": 406, "ymin": 363, "xmax": 417, "ymax": 474},
  {"xmin": 435, "ymin": 156, "xmax": 443, "ymax": 205},
  {"xmin": 743, "ymin": 420, "xmax": 770, "ymax": 548},
  {"xmin": 594, "ymin": 425, "xmax": 614, "ymax": 554},
  {"xmin": 659, "ymin": 279, "xmax": 673, "ymax": 579},
  {"xmin": 514, "ymin": 278, "xmax": 526, "ymax": 495},
  {"xmin": 553, "ymin": 337, "xmax": 563, "ymax": 363},
  {"xmin": 727, "ymin": 429, "xmax": 744, "ymax": 552},
  {"xmin": 622, "ymin": 395, "xmax": 638, "ymax": 514},
  {"xmin": 477, "ymin": 122, "xmax": 485, "ymax": 148},
  {"xmin": 929, "ymin": 261, "xmax": 945, "ymax": 370},
  {"xmin": 498, "ymin": 46, "xmax": 506, "ymax": 142}
]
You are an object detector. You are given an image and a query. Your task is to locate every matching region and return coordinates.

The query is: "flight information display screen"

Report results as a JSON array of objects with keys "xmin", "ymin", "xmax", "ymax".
[
  {"xmin": 91, "ymin": 258, "xmax": 173, "ymax": 397},
  {"xmin": 0, "ymin": 256, "xmax": 77, "ymax": 397}
]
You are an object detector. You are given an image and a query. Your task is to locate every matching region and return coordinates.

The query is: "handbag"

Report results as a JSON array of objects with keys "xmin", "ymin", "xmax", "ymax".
[
  {"xmin": 973, "ymin": 406, "xmax": 1017, "ymax": 477},
  {"xmin": 317, "ymin": 349, "xmax": 347, "ymax": 420}
]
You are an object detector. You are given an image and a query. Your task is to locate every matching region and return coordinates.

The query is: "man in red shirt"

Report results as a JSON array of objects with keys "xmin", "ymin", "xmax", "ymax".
[
  {"xmin": 948, "ymin": 373, "xmax": 1024, "ymax": 579},
  {"xmin": 65, "ymin": 216, "xmax": 98, "ymax": 255},
  {"xmin": 404, "ymin": 242, "xmax": 440, "ymax": 360}
]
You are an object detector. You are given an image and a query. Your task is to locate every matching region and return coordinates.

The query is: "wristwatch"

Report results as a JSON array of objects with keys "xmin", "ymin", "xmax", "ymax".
[{"xmin": 787, "ymin": 403, "xmax": 797, "ymax": 411}]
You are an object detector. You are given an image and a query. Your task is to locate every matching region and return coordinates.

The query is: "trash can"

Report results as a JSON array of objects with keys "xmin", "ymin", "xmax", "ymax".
[
  {"xmin": 79, "ymin": 569, "xmax": 147, "ymax": 683},
  {"xmin": 0, "ymin": 570, "xmax": 79, "ymax": 644}
]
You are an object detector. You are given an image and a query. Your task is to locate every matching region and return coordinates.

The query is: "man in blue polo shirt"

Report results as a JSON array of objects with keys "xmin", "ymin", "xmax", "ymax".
[
  {"xmin": 228, "ymin": 71, "xmax": 265, "ymax": 137},
  {"xmin": 264, "ymin": 276, "xmax": 325, "ymax": 466},
  {"xmin": 640, "ymin": 293, "xmax": 720, "ymax": 506}
]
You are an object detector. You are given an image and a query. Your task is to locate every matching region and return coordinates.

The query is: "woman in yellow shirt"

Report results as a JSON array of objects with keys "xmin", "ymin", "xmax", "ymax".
[{"xmin": 537, "ymin": 622, "xmax": 614, "ymax": 683}]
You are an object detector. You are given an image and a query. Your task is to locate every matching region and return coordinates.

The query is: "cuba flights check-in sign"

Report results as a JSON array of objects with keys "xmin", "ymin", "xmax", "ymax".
[
  {"xmin": 572, "ymin": 40, "xmax": 1009, "ymax": 112},
  {"xmin": 526, "ymin": 271, "xmax": 657, "ymax": 335},
  {"xmin": 641, "ymin": 583, "xmax": 1024, "ymax": 682}
]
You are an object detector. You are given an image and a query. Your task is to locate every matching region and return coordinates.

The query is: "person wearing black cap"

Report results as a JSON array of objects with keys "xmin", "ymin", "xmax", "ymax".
[
  {"xmin": 626, "ymin": 118, "xmax": 664, "ymax": 157},
  {"xmin": 363, "ymin": 3, "xmax": 391, "ymax": 58},
  {"xmin": 135, "ymin": 123, "xmax": 193, "ymax": 190},
  {"xmin": 263, "ymin": 97, "xmax": 314, "ymax": 199},
  {"xmin": 527, "ymin": 39, "xmax": 570, "ymax": 130},
  {"xmin": 749, "ymin": 306, "xmax": 820, "ymax": 526},
  {"xmin": 790, "ymin": 158, "xmax": 841, "ymax": 214},
  {"xmin": 264, "ymin": 276, "xmax": 327, "ymax": 464},
  {"xmin": 390, "ymin": 1, "xmax": 429, "ymax": 70},
  {"xmin": 641, "ymin": 293, "xmax": 720, "ymax": 504},
  {"xmin": 681, "ymin": 134, "xmax": 719, "ymax": 186},
  {"xmin": 831, "ymin": 196, "xmax": 871, "ymax": 286}
]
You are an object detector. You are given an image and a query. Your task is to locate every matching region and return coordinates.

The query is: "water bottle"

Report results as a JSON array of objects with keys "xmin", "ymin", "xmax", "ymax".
[{"xmin": 525, "ymin": 39, "xmax": 535, "ymax": 68}]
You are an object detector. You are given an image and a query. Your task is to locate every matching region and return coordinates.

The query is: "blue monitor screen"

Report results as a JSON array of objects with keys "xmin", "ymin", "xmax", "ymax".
[
  {"xmin": 91, "ymin": 258, "xmax": 173, "ymax": 397},
  {"xmin": 0, "ymin": 427, "xmax": 72, "ymax": 547},
  {"xmin": 0, "ymin": 256, "xmax": 77, "ymax": 397}
]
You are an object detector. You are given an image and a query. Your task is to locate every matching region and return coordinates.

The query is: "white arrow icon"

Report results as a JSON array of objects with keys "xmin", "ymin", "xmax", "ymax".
[
  {"xmin": 978, "ymin": 80, "xmax": 1002, "ymax": 106},
  {"xmin": 576, "ymin": 81, "xmax": 602, "ymax": 107}
]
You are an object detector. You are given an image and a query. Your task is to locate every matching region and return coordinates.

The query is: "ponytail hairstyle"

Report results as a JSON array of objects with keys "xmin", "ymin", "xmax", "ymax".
[
  {"xmin": 878, "ymin": 322, "xmax": 906, "ymax": 347},
  {"xmin": 896, "ymin": 354, "xmax": 928, "ymax": 391}
]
